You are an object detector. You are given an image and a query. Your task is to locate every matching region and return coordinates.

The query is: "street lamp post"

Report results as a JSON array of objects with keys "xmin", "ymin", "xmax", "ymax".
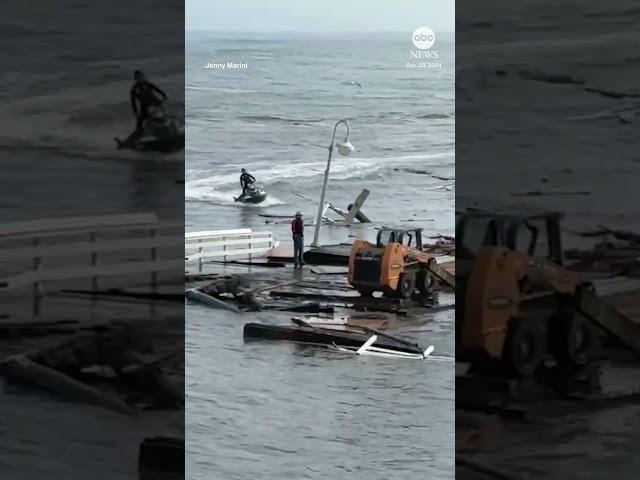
[{"xmin": 310, "ymin": 119, "xmax": 355, "ymax": 248}]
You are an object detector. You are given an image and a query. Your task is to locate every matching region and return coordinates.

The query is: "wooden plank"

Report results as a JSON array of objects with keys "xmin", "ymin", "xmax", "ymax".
[
  {"xmin": 429, "ymin": 260, "xmax": 455, "ymax": 288},
  {"xmin": 2, "ymin": 356, "xmax": 135, "ymax": 415},
  {"xmin": 307, "ymin": 244, "xmax": 352, "ymax": 256},
  {"xmin": 434, "ymin": 255, "xmax": 455, "ymax": 264},
  {"xmin": 579, "ymin": 287, "xmax": 640, "ymax": 355},
  {"xmin": 0, "ymin": 234, "xmax": 185, "ymax": 262},
  {"xmin": 185, "ymin": 289, "xmax": 242, "ymax": 314},
  {"xmin": 0, "ymin": 213, "xmax": 159, "ymax": 238},
  {"xmin": 185, "ymin": 228, "xmax": 252, "ymax": 240},
  {"xmin": 327, "ymin": 203, "xmax": 348, "ymax": 218},
  {"xmin": 321, "ymin": 202, "xmax": 330, "ymax": 219},
  {"xmin": 308, "ymin": 266, "xmax": 350, "ymax": 275},
  {"xmin": 343, "ymin": 189, "xmax": 370, "ymax": 224},
  {"xmin": 439, "ymin": 260, "xmax": 456, "ymax": 276},
  {"xmin": 267, "ymin": 244, "xmax": 294, "ymax": 260},
  {"xmin": 185, "ymin": 246, "xmax": 275, "ymax": 261},
  {"xmin": 0, "ymin": 259, "xmax": 184, "ymax": 292},
  {"xmin": 600, "ymin": 290, "xmax": 640, "ymax": 325},
  {"xmin": 184, "ymin": 237, "xmax": 274, "ymax": 250},
  {"xmin": 1, "ymin": 222, "xmax": 184, "ymax": 246}
]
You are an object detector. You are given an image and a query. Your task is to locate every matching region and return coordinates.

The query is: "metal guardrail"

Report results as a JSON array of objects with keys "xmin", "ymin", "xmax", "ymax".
[
  {"xmin": 185, "ymin": 228, "xmax": 279, "ymax": 272},
  {"xmin": 0, "ymin": 213, "xmax": 184, "ymax": 316}
]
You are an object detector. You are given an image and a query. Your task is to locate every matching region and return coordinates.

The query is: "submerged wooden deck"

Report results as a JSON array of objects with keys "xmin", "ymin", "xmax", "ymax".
[
  {"xmin": 186, "ymin": 264, "xmax": 455, "ymax": 317},
  {"xmin": 266, "ymin": 243, "xmax": 456, "ymax": 283}
]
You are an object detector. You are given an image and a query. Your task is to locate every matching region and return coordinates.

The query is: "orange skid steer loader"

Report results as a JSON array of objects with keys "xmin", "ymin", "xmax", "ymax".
[
  {"xmin": 454, "ymin": 210, "xmax": 625, "ymax": 379},
  {"xmin": 348, "ymin": 227, "xmax": 438, "ymax": 299}
]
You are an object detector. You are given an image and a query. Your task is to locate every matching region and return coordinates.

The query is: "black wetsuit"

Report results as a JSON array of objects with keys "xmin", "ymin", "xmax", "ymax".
[
  {"xmin": 130, "ymin": 81, "xmax": 167, "ymax": 132},
  {"xmin": 240, "ymin": 172, "xmax": 256, "ymax": 196}
]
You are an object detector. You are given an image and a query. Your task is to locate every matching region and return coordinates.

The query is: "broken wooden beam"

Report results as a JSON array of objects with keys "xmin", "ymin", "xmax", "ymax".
[
  {"xmin": 343, "ymin": 189, "xmax": 370, "ymax": 224},
  {"xmin": 1, "ymin": 355, "xmax": 136, "ymax": 415},
  {"xmin": 0, "ymin": 319, "xmax": 81, "ymax": 337},
  {"xmin": 185, "ymin": 288, "xmax": 242, "ymax": 314},
  {"xmin": 347, "ymin": 203, "xmax": 371, "ymax": 223},
  {"xmin": 327, "ymin": 203, "xmax": 348, "ymax": 218},
  {"xmin": 578, "ymin": 284, "xmax": 640, "ymax": 356},
  {"xmin": 429, "ymin": 260, "xmax": 456, "ymax": 288}
]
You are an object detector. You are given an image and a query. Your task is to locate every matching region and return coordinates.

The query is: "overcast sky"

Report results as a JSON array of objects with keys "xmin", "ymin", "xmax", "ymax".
[{"xmin": 185, "ymin": 0, "xmax": 454, "ymax": 33}]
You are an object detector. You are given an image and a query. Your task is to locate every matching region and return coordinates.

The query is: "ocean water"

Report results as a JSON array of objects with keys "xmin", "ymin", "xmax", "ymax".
[
  {"xmin": 185, "ymin": 31, "xmax": 455, "ymax": 479},
  {"xmin": 185, "ymin": 31, "xmax": 455, "ymax": 238},
  {"xmin": 456, "ymin": 0, "xmax": 640, "ymax": 235},
  {"xmin": 0, "ymin": 0, "xmax": 185, "ymax": 223}
]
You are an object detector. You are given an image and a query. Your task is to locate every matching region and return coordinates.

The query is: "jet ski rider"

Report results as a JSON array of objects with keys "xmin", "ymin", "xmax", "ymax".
[
  {"xmin": 130, "ymin": 70, "xmax": 168, "ymax": 135},
  {"xmin": 239, "ymin": 168, "xmax": 256, "ymax": 199}
]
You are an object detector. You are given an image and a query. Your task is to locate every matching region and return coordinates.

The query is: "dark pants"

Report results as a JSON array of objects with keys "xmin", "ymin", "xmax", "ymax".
[
  {"xmin": 293, "ymin": 234, "xmax": 304, "ymax": 265},
  {"xmin": 136, "ymin": 107, "xmax": 149, "ymax": 133},
  {"xmin": 238, "ymin": 184, "xmax": 248, "ymax": 200},
  {"xmin": 240, "ymin": 181, "xmax": 254, "ymax": 198},
  {"xmin": 120, "ymin": 109, "xmax": 149, "ymax": 147},
  {"xmin": 136, "ymin": 101, "xmax": 164, "ymax": 132}
]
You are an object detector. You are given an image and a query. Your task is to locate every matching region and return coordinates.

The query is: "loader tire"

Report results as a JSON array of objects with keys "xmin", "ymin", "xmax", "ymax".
[
  {"xmin": 502, "ymin": 317, "xmax": 544, "ymax": 378},
  {"xmin": 397, "ymin": 273, "xmax": 416, "ymax": 299},
  {"xmin": 417, "ymin": 270, "xmax": 434, "ymax": 295},
  {"xmin": 550, "ymin": 314, "xmax": 594, "ymax": 367}
]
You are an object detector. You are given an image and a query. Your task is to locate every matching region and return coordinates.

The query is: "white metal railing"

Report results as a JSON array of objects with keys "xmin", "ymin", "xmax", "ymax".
[
  {"xmin": 185, "ymin": 228, "xmax": 279, "ymax": 272},
  {"xmin": 0, "ymin": 213, "xmax": 184, "ymax": 316}
]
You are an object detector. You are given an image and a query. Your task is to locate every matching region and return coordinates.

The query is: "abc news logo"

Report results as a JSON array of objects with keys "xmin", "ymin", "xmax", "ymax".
[
  {"xmin": 412, "ymin": 27, "xmax": 436, "ymax": 49},
  {"xmin": 411, "ymin": 27, "xmax": 438, "ymax": 58}
]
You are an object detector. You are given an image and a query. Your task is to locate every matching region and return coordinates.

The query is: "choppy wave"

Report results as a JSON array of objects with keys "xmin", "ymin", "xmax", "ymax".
[
  {"xmin": 237, "ymin": 115, "xmax": 326, "ymax": 124},
  {"xmin": 234, "ymin": 112, "xmax": 454, "ymax": 125},
  {"xmin": 185, "ymin": 189, "xmax": 286, "ymax": 207},
  {"xmin": 566, "ymin": 107, "xmax": 639, "ymax": 123},
  {"xmin": 416, "ymin": 113, "xmax": 453, "ymax": 119},
  {"xmin": 187, "ymin": 152, "xmax": 450, "ymax": 191}
]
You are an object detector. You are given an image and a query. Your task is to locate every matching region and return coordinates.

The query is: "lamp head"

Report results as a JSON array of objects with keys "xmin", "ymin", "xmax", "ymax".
[{"xmin": 336, "ymin": 138, "xmax": 355, "ymax": 156}]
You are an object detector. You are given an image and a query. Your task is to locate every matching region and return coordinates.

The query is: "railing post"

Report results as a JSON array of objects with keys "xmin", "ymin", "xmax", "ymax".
[
  {"xmin": 198, "ymin": 238, "xmax": 203, "ymax": 273},
  {"xmin": 90, "ymin": 232, "xmax": 99, "ymax": 290},
  {"xmin": 150, "ymin": 228, "xmax": 158, "ymax": 293},
  {"xmin": 32, "ymin": 237, "xmax": 43, "ymax": 317},
  {"xmin": 248, "ymin": 233, "xmax": 253, "ymax": 261},
  {"xmin": 223, "ymin": 235, "xmax": 227, "ymax": 262}
]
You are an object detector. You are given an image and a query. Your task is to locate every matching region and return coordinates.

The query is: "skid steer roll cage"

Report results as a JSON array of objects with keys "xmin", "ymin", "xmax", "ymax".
[
  {"xmin": 376, "ymin": 227, "xmax": 424, "ymax": 250},
  {"xmin": 456, "ymin": 211, "xmax": 564, "ymax": 265}
]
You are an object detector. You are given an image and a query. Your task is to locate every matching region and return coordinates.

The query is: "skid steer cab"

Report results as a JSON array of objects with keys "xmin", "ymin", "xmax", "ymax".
[
  {"xmin": 456, "ymin": 210, "xmax": 601, "ymax": 379},
  {"xmin": 348, "ymin": 227, "xmax": 437, "ymax": 299}
]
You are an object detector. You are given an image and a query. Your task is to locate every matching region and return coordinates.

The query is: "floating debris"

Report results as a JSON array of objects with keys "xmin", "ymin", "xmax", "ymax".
[{"xmin": 0, "ymin": 324, "xmax": 184, "ymax": 413}]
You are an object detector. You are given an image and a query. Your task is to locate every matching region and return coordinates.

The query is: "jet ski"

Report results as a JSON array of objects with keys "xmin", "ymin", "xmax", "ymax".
[
  {"xmin": 115, "ymin": 106, "xmax": 185, "ymax": 153},
  {"xmin": 234, "ymin": 184, "xmax": 268, "ymax": 204},
  {"xmin": 116, "ymin": 133, "xmax": 185, "ymax": 153}
]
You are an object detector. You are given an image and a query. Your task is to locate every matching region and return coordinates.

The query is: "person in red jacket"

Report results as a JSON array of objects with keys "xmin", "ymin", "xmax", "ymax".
[{"xmin": 291, "ymin": 211, "xmax": 305, "ymax": 267}]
